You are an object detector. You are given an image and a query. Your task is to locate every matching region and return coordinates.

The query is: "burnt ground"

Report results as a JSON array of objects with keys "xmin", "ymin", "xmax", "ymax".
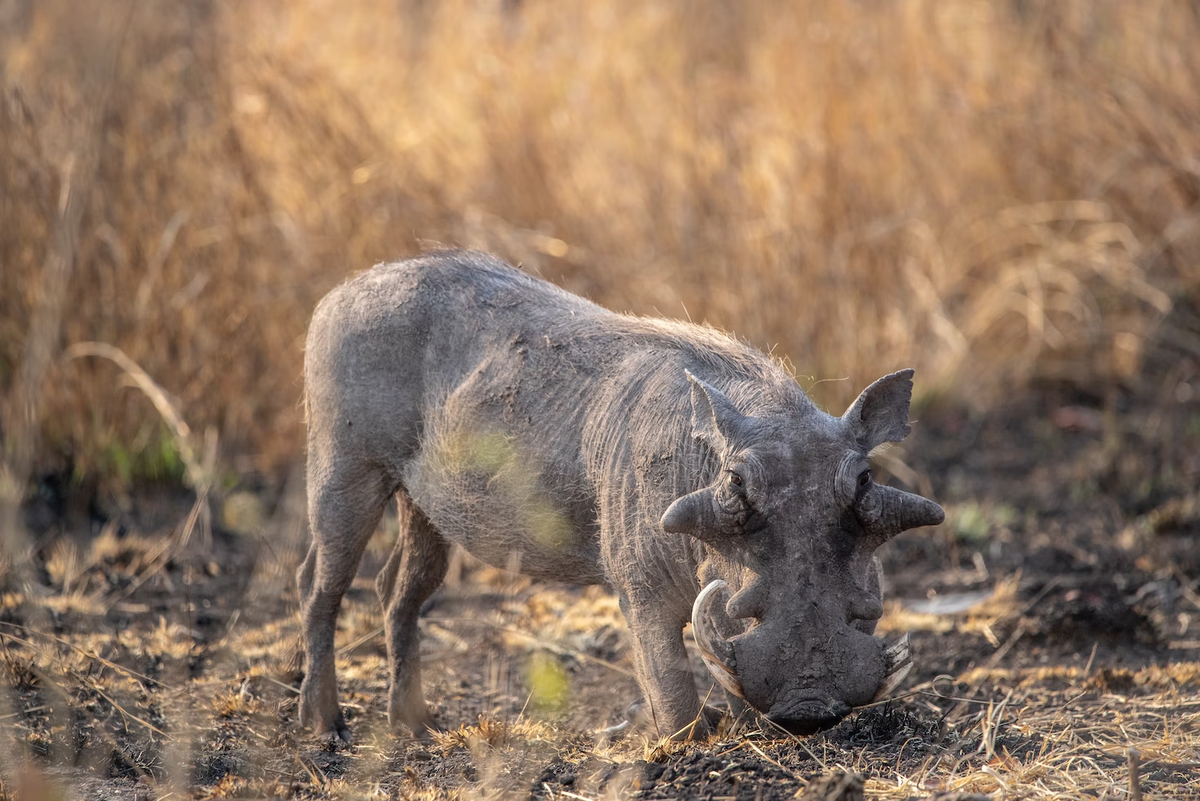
[{"xmin": 4, "ymin": 344, "xmax": 1200, "ymax": 799}]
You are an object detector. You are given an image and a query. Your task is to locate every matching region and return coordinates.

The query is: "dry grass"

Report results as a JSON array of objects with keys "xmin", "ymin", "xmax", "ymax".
[{"xmin": 3, "ymin": 0, "xmax": 1199, "ymax": 482}]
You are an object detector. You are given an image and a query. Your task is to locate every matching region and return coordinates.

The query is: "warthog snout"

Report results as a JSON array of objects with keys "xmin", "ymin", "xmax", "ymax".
[{"xmin": 692, "ymin": 579, "xmax": 913, "ymax": 733}]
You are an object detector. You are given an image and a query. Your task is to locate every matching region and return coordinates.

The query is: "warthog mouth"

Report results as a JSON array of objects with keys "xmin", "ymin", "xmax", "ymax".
[
  {"xmin": 691, "ymin": 580, "xmax": 914, "ymax": 732},
  {"xmin": 767, "ymin": 695, "xmax": 852, "ymax": 735}
]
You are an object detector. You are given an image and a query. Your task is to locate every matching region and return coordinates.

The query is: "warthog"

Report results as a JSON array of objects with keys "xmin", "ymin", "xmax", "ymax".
[{"xmin": 297, "ymin": 249, "xmax": 943, "ymax": 742}]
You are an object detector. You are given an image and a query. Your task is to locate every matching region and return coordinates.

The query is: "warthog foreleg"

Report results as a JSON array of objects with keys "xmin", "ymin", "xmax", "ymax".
[{"xmin": 619, "ymin": 597, "xmax": 707, "ymax": 739}]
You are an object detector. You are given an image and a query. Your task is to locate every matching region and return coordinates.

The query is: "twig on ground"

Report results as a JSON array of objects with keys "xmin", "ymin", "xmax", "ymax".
[
  {"xmin": 1127, "ymin": 748, "xmax": 1143, "ymax": 801},
  {"xmin": 746, "ymin": 740, "xmax": 803, "ymax": 783},
  {"xmin": 428, "ymin": 616, "xmax": 636, "ymax": 678}
]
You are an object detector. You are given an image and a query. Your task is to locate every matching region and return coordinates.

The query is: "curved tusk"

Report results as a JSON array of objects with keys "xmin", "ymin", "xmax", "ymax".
[
  {"xmin": 872, "ymin": 633, "xmax": 913, "ymax": 701},
  {"xmin": 691, "ymin": 580, "xmax": 745, "ymax": 699}
]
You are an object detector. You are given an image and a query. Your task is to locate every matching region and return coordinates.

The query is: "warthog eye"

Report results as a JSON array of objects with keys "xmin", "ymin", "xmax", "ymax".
[
  {"xmin": 718, "ymin": 469, "xmax": 754, "ymax": 527},
  {"xmin": 857, "ymin": 469, "xmax": 871, "ymax": 489}
]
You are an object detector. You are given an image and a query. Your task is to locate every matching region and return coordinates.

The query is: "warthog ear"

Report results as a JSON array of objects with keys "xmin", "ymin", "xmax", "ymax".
[
  {"xmin": 685, "ymin": 370, "xmax": 744, "ymax": 451},
  {"xmin": 842, "ymin": 369, "xmax": 915, "ymax": 451}
]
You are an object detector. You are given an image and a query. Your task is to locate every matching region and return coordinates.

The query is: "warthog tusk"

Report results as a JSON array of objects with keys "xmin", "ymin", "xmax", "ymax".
[
  {"xmin": 691, "ymin": 580, "xmax": 745, "ymax": 699},
  {"xmin": 872, "ymin": 633, "xmax": 913, "ymax": 701}
]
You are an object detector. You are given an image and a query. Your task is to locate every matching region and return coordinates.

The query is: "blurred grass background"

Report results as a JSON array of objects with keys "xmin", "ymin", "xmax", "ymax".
[{"xmin": 2, "ymin": 0, "xmax": 1199, "ymax": 491}]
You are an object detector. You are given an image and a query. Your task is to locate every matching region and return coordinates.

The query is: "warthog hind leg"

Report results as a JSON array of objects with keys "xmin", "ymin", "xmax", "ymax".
[
  {"xmin": 298, "ymin": 463, "xmax": 392, "ymax": 743},
  {"xmin": 375, "ymin": 491, "xmax": 449, "ymax": 736}
]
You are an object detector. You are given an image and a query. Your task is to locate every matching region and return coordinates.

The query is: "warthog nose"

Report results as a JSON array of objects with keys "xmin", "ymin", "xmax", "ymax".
[
  {"xmin": 769, "ymin": 699, "xmax": 851, "ymax": 735},
  {"xmin": 849, "ymin": 595, "xmax": 884, "ymax": 623}
]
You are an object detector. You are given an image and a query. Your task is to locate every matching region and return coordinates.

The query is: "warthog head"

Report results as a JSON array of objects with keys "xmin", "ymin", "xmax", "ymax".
[{"xmin": 661, "ymin": 369, "xmax": 943, "ymax": 734}]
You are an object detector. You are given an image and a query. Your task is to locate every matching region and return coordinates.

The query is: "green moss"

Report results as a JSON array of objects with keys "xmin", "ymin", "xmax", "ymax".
[
  {"xmin": 93, "ymin": 425, "xmax": 188, "ymax": 487},
  {"xmin": 950, "ymin": 501, "xmax": 1017, "ymax": 543}
]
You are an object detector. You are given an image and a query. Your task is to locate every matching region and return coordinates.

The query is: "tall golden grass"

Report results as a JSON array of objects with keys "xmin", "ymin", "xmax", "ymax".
[{"xmin": 2, "ymin": 0, "xmax": 1199, "ymax": 483}]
